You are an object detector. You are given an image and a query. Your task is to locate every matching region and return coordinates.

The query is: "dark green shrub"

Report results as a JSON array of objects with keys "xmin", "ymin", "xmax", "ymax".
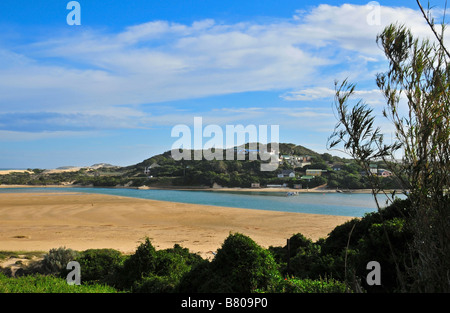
[
  {"xmin": 269, "ymin": 233, "xmax": 321, "ymax": 278},
  {"xmin": 288, "ymin": 233, "xmax": 314, "ymax": 254},
  {"xmin": 76, "ymin": 249, "xmax": 124, "ymax": 284},
  {"xmin": 132, "ymin": 274, "xmax": 176, "ymax": 293},
  {"xmin": 111, "ymin": 238, "xmax": 157, "ymax": 290},
  {"xmin": 289, "ymin": 243, "xmax": 321, "ymax": 279},
  {"xmin": 0, "ymin": 273, "xmax": 117, "ymax": 293},
  {"xmin": 322, "ymin": 198, "xmax": 410, "ymax": 256},
  {"xmin": 212, "ymin": 233, "xmax": 281, "ymax": 292},
  {"xmin": 154, "ymin": 244, "xmax": 202, "ymax": 281},
  {"xmin": 176, "ymin": 260, "xmax": 215, "ymax": 293},
  {"xmin": 181, "ymin": 233, "xmax": 282, "ymax": 293},
  {"xmin": 315, "ymin": 198, "xmax": 413, "ymax": 292},
  {"xmin": 261, "ymin": 276, "xmax": 348, "ymax": 293},
  {"xmin": 355, "ymin": 217, "xmax": 412, "ymax": 292},
  {"xmin": 111, "ymin": 239, "xmax": 203, "ymax": 291}
]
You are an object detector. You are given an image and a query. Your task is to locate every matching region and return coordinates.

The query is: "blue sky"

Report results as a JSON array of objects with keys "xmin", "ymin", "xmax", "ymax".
[{"xmin": 0, "ymin": 0, "xmax": 442, "ymax": 168}]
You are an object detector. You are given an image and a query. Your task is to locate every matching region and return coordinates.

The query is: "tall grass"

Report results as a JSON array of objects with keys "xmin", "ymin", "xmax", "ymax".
[{"xmin": 0, "ymin": 274, "xmax": 118, "ymax": 293}]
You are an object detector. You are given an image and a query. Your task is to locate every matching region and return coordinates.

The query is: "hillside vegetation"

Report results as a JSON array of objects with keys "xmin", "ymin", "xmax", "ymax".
[{"xmin": 0, "ymin": 143, "xmax": 402, "ymax": 190}]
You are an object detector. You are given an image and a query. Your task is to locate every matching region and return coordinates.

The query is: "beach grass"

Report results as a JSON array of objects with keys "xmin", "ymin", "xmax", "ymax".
[
  {"xmin": 0, "ymin": 251, "xmax": 46, "ymax": 261},
  {"xmin": 0, "ymin": 273, "xmax": 118, "ymax": 293}
]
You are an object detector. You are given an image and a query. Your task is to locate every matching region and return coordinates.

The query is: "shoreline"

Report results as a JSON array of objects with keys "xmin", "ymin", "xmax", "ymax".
[
  {"xmin": 0, "ymin": 191, "xmax": 354, "ymax": 259},
  {"xmin": 0, "ymin": 184, "xmax": 389, "ymax": 194}
]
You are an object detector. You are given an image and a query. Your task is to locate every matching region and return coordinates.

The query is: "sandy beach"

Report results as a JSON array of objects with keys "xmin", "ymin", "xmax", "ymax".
[{"xmin": 0, "ymin": 191, "xmax": 354, "ymax": 259}]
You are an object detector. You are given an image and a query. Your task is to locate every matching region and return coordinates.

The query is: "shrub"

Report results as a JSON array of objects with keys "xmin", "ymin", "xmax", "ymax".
[
  {"xmin": 263, "ymin": 277, "xmax": 348, "ymax": 293},
  {"xmin": 132, "ymin": 274, "xmax": 176, "ymax": 293},
  {"xmin": 314, "ymin": 198, "xmax": 413, "ymax": 292},
  {"xmin": 39, "ymin": 247, "xmax": 80, "ymax": 276},
  {"xmin": 212, "ymin": 233, "xmax": 281, "ymax": 292},
  {"xmin": 176, "ymin": 260, "xmax": 215, "ymax": 293},
  {"xmin": 179, "ymin": 233, "xmax": 282, "ymax": 293},
  {"xmin": 154, "ymin": 244, "xmax": 203, "ymax": 281},
  {"xmin": 0, "ymin": 273, "xmax": 117, "ymax": 293},
  {"xmin": 76, "ymin": 249, "xmax": 124, "ymax": 284},
  {"xmin": 111, "ymin": 238, "xmax": 157, "ymax": 290},
  {"xmin": 269, "ymin": 233, "xmax": 321, "ymax": 278},
  {"xmin": 111, "ymin": 238, "xmax": 203, "ymax": 291}
]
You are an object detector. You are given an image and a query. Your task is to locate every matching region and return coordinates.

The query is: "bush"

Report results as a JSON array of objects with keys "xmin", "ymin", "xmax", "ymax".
[
  {"xmin": 269, "ymin": 233, "xmax": 321, "ymax": 278},
  {"xmin": 0, "ymin": 273, "xmax": 117, "ymax": 293},
  {"xmin": 261, "ymin": 276, "xmax": 348, "ymax": 293},
  {"xmin": 179, "ymin": 233, "xmax": 282, "ymax": 293},
  {"xmin": 132, "ymin": 274, "xmax": 177, "ymax": 293},
  {"xmin": 111, "ymin": 238, "xmax": 203, "ymax": 291},
  {"xmin": 39, "ymin": 247, "xmax": 80, "ymax": 276},
  {"xmin": 313, "ymin": 198, "xmax": 413, "ymax": 292},
  {"xmin": 176, "ymin": 260, "xmax": 215, "ymax": 293},
  {"xmin": 355, "ymin": 217, "xmax": 411, "ymax": 292},
  {"xmin": 112, "ymin": 238, "xmax": 157, "ymax": 290},
  {"xmin": 154, "ymin": 244, "xmax": 203, "ymax": 280},
  {"xmin": 76, "ymin": 249, "xmax": 124, "ymax": 284}
]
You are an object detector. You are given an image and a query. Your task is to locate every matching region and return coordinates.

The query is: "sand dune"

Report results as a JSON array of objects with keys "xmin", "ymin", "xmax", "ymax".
[
  {"xmin": 0, "ymin": 170, "xmax": 33, "ymax": 175},
  {"xmin": 0, "ymin": 192, "xmax": 354, "ymax": 259}
]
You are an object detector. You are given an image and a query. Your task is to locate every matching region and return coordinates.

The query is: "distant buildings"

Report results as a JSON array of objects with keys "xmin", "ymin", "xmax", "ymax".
[
  {"xmin": 278, "ymin": 170, "xmax": 295, "ymax": 178},
  {"xmin": 306, "ymin": 169, "xmax": 326, "ymax": 176},
  {"xmin": 144, "ymin": 162, "xmax": 160, "ymax": 177},
  {"xmin": 360, "ymin": 165, "xmax": 393, "ymax": 177},
  {"xmin": 378, "ymin": 169, "xmax": 393, "ymax": 177},
  {"xmin": 332, "ymin": 163, "xmax": 343, "ymax": 171},
  {"xmin": 369, "ymin": 164, "xmax": 378, "ymax": 175},
  {"xmin": 279, "ymin": 154, "xmax": 312, "ymax": 168}
]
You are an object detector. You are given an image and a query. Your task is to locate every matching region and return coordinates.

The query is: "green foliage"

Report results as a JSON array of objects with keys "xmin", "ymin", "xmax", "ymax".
[
  {"xmin": 112, "ymin": 238, "xmax": 158, "ymax": 289},
  {"xmin": 76, "ymin": 249, "xmax": 125, "ymax": 284},
  {"xmin": 178, "ymin": 233, "xmax": 282, "ymax": 293},
  {"xmin": 132, "ymin": 274, "xmax": 177, "ymax": 293},
  {"xmin": 111, "ymin": 239, "xmax": 203, "ymax": 292},
  {"xmin": 316, "ymin": 199, "xmax": 413, "ymax": 292},
  {"xmin": 328, "ymin": 12, "xmax": 450, "ymax": 291},
  {"xmin": 213, "ymin": 233, "xmax": 281, "ymax": 293},
  {"xmin": 0, "ymin": 251, "xmax": 44, "ymax": 261},
  {"xmin": 260, "ymin": 276, "xmax": 348, "ymax": 293},
  {"xmin": 155, "ymin": 244, "xmax": 203, "ymax": 280},
  {"xmin": 262, "ymin": 199, "xmax": 412, "ymax": 292},
  {"xmin": 39, "ymin": 247, "xmax": 80, "ymax": 276},
  {"xmin": 0, "ymin": 273, "xmax": 117, "ymax": 293}
]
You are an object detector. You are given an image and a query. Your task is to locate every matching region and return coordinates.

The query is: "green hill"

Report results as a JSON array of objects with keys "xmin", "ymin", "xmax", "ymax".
[{"xmin": 0, "ymin": 143, "xmax": 401, "ymax": 190}]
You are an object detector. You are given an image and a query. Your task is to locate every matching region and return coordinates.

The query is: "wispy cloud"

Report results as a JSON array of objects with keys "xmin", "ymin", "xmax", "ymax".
[
  {"xmin": 0, "ymin": 130, "xmax": 99, "ymax": 142},
  {"xmin": 0, "ymin": 3, "xmax": 434, "ymax": 136},
  {"xmin": 281, "ymin": 86, "xmax": 385, "ymax": 106},
  {"xmin": 281, "ymin": 87, "xmax": 336, "ymax": 101}
]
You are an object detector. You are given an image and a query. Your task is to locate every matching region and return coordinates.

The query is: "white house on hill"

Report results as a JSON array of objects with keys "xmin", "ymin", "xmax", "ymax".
[{"xmin": 278, "ymin": 170, "xmax": 295, "ymax": 178}]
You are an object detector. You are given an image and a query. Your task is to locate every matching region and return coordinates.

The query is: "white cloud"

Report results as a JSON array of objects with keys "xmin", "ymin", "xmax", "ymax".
[
  {"xmin": 0, "ymin": 3, "xmax": 437, "ymax": 134},
  {"xmin": 281, "ymin": 87, "xmax": 336, "ymax": 101},
  {"xmin": 0, "ymin": 130, "xmax": 99, "ymax": 142},
  {"xmin": 281, "ymin": 86, "xmax": 385, "ymax": 106}
]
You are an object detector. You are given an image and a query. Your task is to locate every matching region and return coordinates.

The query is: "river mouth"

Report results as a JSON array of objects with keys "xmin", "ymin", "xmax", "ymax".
[{"xmin": 0, "ymin": 186, "xmax": 406, "ymax": 217}]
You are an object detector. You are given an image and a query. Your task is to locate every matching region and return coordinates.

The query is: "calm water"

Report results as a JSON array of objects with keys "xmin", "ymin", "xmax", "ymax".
[{"xmin": 0, "ymin": 187, "xmax": 406, "ymax": 217}]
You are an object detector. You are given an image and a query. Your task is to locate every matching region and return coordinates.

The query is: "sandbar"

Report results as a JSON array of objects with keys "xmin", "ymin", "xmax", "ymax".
[{"xmin": 0, "ymin": 191, "xmax": 354, "ymax": 259}]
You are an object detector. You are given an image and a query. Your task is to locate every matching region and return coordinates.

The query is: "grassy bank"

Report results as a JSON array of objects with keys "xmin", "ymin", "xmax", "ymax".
[{"xmin": 0, "ymin": 274, "xmax": 118, "ymax": 293}]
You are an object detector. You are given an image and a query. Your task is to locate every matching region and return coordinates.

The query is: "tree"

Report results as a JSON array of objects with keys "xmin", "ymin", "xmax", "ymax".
[{"xmin": 328, "ymin": 2, "xmax": 450, "ymax": 292}]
